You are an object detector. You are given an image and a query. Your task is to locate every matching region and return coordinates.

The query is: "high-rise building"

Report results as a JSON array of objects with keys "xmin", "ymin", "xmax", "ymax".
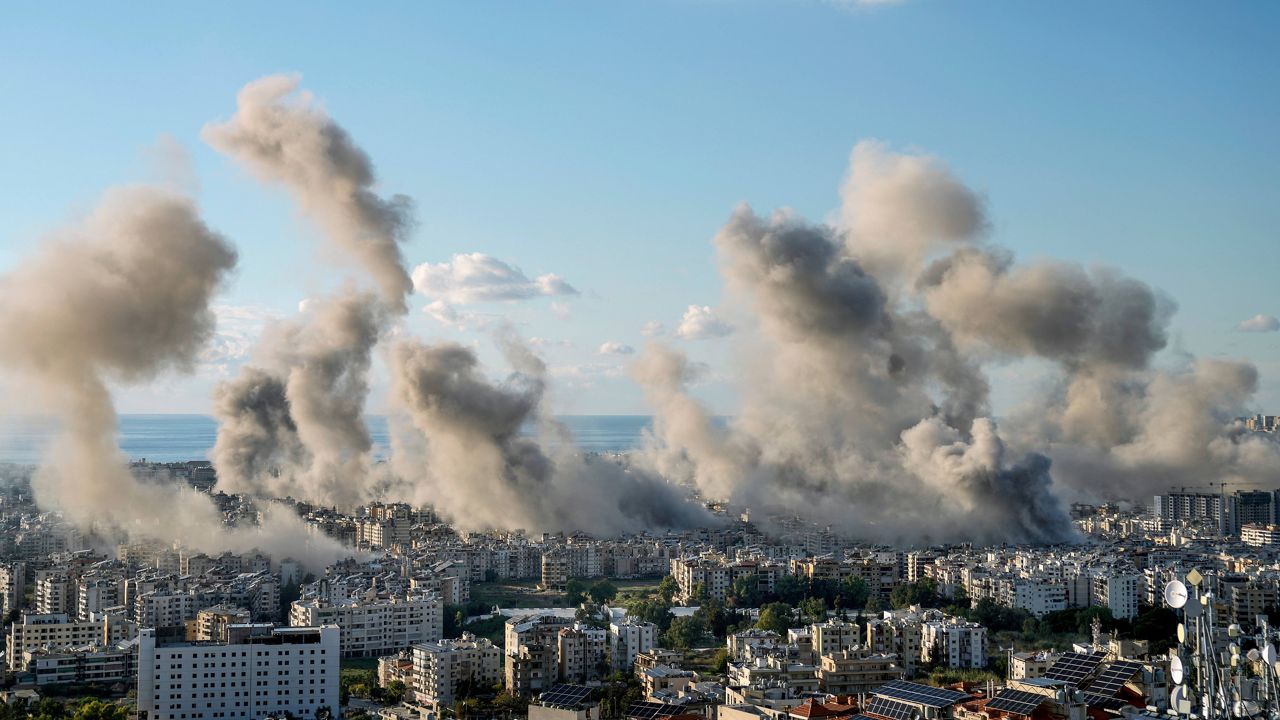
[{"xmin": 137, "ymin": 624, "xmax": 340, "ymax": 720}]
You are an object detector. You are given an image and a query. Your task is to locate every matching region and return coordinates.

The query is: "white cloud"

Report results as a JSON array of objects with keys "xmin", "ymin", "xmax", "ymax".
[
  {"xmin": 641, "ymin": 321, "xmax": 667, "ymax": 337},
  {"xmin": 200, "ymin": 303, "xmax": 276, "ymax": 366},
  {"xmin": 550, "ymin": 301, "xmax": 572, "ymax": 319},
  {"xmin": 423, "ymin": 300, "xmax": 497, "ymax": 331},
  {"xmin": 1237, "ymin": 314, "xmax": 1280, "ymax": 333},
  {"xmin": 598, "ymin": 341, "xmax": 636, "ymax": 355},
  {"xmin": 529, "ymin": 336, "xmax": 573, "ymax": 349},
  {"xmin": 411, "ymin": 252, "xmax": 579, "ymax": 304},
  {"xmin": 549, "ymin": 362, "xmax": 627, "ymax": 389},
  {"xmin": 675, "ymin": 305, "xmax": 735, "ymax": 340}
]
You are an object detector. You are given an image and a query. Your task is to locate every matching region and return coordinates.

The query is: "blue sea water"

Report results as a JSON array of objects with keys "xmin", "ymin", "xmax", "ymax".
[{"xmin": 0, "ymin": 414, "xmax": 653, "ymax": 465}]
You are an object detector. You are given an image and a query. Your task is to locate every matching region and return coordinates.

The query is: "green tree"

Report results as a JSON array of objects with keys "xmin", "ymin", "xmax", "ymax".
[
  {"xmin": 756, "ymin": 602, "xmax": 796, "ymax": 634},
  {"xmin": 890, "ymin": 579, "xmax": 942, "ymax": 609},
  {"xmin": 657, "ymin": 575, "xmax": 679, "ymax": 603},
  {"xmin": 799, "ymin": 596, "xmax": 828, "ymax": 622},
  {"xmin": 773, "ymin": 575, "xmax": 807, "ymax": 605},
  {"xmin": 626, "ymin": 596, "xmax": 674, "ymax": 631},
  {"xmin": 589, "ymin": 579, "xmax": 619, "ymax": 605},
  {"xmin": 70, "ymin": 701, "xmax": 126, "ymax": 720},
  {"xmin": 837, "ymin": 577, "xmax": 870, "ymax": 611},
  {"xmin": 385, "ymin": 680, "xmax": 406, "ymax": 703},
  {"xmin": 662, "ymin": 615, "xmax": 707, "ymax": 649},
  {"xmin": 728, "ymin": 574, "xmax": 762, "ymax": 608},
  {"xmin": 865, "ymin": 594, "xmax": 884, "ymax": 613},
  {"xmin": 566, "ymin": 578, "xmax": 588, "ymax": 605}
]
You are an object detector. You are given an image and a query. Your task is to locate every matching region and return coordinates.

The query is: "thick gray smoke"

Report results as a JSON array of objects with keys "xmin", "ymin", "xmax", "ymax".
[
  {"xmin": 207, "ymin": 75, "xmax": 407, "ymax": 507},
  {"xmin": 203, "ymin": 74, "xmax": 414, "ymax": 310},
  {"xmin": 388, "ymin": 336, "xmax": 714, "ymax": 534},
  {"xmin": 0, "ymin": 185, "xmax": 348, "ymax": 568},
  {"xmin": 636, "ymin": 139, "xmax": 1276, "ymax": 544}
]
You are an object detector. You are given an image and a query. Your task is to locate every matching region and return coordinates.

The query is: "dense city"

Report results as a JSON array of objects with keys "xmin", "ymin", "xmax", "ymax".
[{"xmin": 0, "ymin": 415, "xmax": 1277, "ymax": 720}]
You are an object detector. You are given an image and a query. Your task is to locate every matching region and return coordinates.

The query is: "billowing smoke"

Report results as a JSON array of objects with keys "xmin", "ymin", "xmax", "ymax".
[
  {"xmin": 0, "ymin": 185, "xmax": 347, "ymax": 568},
  {"xmin": 636, "ymin": 139, "xmax": 1275, "ymax": 544},
  {"xmin": 388, "ymin": 335, "xmax": 714, "ymax": 534},
  {"xmin": 206, "ymin": 75, "xmax": 406, "ymax": 507},
  {"xmin": 203, "ymin": 74, "xmax": 414, "ymax": 310}
]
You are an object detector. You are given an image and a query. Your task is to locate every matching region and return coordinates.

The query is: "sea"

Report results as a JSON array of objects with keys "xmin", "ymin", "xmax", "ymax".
[{"xmin": 0, "ymin": 415, "xmax": 655, "ymax": 465}]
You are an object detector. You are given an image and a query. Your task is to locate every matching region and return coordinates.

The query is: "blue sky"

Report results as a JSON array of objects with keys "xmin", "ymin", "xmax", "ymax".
[{"xmin": 1, "ymin": 1, "xmax": 1277, "ymax": 415}]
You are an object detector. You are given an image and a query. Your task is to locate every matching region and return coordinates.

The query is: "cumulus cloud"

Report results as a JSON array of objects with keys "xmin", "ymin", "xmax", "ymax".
[
  {"xmin": 1238, "ymin": 314, "xmax": 1280, "ymax": 333},
  {"xmin": 412, "ymin": 253, "xmax": 579, "ymax": 304},
  {"xmin": 599, "ymin": 341, "xmax": 636, "ymax": 355},
  {"xmin": 641, "ymin": 321, "xmax": 667, "ymax": 337},
  {"xmin": 423, "ymin": 300, "xmax": 498, "ymax": 331},
  {"xmin": 675, "ymin": 305, "xmax": 735, "ymax": 340}
]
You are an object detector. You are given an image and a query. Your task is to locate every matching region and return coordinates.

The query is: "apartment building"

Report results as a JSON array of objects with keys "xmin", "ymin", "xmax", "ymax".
[
  {"xmin": 816, "ymin": 648, "xmax": 906, "ymax": 694},
  {"xmin": 137, "ymin": 624, "xmax": 340, "ymax": 720},
  {"xmin": 921, "ymin": 617, "xmax": 986, "ymax": 669},
  {"xmin": 410, "ymin": 633, "xmax": 502, "ymax": 710},
  {"xmin": 6, "ymin": 612, "xmax": 137, "ymax": 672},
  {"xmin": 290, "ymin": 593, "xmax": 442, "ymax": 658}
]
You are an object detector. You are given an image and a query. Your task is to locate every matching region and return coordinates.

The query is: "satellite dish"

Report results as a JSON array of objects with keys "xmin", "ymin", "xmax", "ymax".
[
  {"xmin": 1170, "ymin": 655, "xmax": 1185, "ymax": 685},
  {"xmin": 1177, "ymin": 623, "xmax": 1186, "ymax": 644},
  {"xmin": 1165, "ymin": 580, "xmax": 1189, "ymax": 609},
  {"xmin": 1265, "ymin": 645, "xmax": 1278, "ymax": 666},
  {"xmin": 1248, "ymin": 649, "xmax": 1262, "ymax": 662},
  {"xmin": 1170, "ymin": 685, "xmax": 1188, "ymax": 713},
  {"xmin": 1184, "ymin": 599, "xmax": 1202, "ymax": 619}
]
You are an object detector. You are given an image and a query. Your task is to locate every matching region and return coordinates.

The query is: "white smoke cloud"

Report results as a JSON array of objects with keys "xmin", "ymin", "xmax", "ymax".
[
  {"xmin": 675, "ymin": 305, "xmax": 735, "ymax": 340},
  {"xmin": 1237, "ymin": 314, "xmax": 1280, "ymax": 333},
  {"xmin": 599, "ymin": 341, "xmax": 636, "ymax": 355},
  {"xmin": 412, "ymin": 252, "xmax": 579, "ymax": 304}
]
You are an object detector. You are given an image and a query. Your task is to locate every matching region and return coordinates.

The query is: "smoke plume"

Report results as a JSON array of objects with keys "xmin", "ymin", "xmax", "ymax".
[
  {"xmin": 389, "ymin": 336, "xmax": 714, "ymax": 534},
  {"xmin": 207, "ymin": 75, "xmax": 408, "ymax": 507},
  {"xmin": 203, "ymin": 74, "xmax": 414, "ymax": 310},
  {"xmin": 636, "ymin": 139, "xmax": 1276, "ymax": 544},
  {"xmin": 0, "ymin": 185, "xmax": 347, "ymax": 568}
]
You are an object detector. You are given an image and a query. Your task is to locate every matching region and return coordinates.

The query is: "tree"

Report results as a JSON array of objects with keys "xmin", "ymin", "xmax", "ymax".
[
  {"xmin": 566, "ymin": 578, "xmax": 588, "ymax": 606},
  {"xmin": 695, "ymin": 597, "xmax": 742, "ymax": 638},
  {"xmin": 729, "ymin": 574, "xmax": 763, "ymax": 608},
  {"xmin": 865, "ymin": 594, "xmax": 884, "ymax": 613},
  {"xmin": 1132, "ymin": 606, "xmax": 1178, "ymax": 651},
  {"xmin": 589, "ymin": 579, "xmax": 618, "ymax": 605},
  {"xmin": 657, "ymin": 575, "xmax": 679, "ymax": 603},
  {"xmin": 890, "ymin": 579, "xmax": 942, "ymax": 609},
  {"xmin": 799, "ymin": 596, "xmax": 828, "ymax": 622},
  {"xmin": 385, "ymin": 680, "xmax": 407, "ymax": 703},
  {"xmin": 70, "ymin": 701, "xmax": 126, "ymax": 720},
  {"xmin": 774, "ymin": 575, "xmax": 807, "ymax": 605},
  {"xmin": 626, "ymin": 596, "xmax": 674, "ymax": 631},
  {"xmin": 837, "ymin": 577, "xmax": 870, "ymax": 611},
  {"xmin": 662, "ymin": 616, "xmax": 707, "ymax": 649},
  {"xmin": 756, "ymin": 602, "xmax": 796, "ymax": 635}
]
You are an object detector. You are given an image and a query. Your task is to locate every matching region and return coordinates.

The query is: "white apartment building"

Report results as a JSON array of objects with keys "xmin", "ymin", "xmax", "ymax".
[
  {"xmin": 137, "ymin": 624, "xmax": 340, "ymax": 720},
  {"xmin": 35, "ymin": 572, "xmax": 73, "ymax": 616},
  {"xmin": 6, "ymin": 612, "xmax": 137, "ymax": 672},
  {"xmin": 921, "ymin": 618, "xmax": 986, "ymax": 669},
  {"xmin": 810, "ymin": 619, "xmax": 860, "ymax": 657},
  {"xmin": 1090, "ymin": 572, "xmax": 1141, "ymax": 621},
  {"xmin": 290, "ymin": 594, "xmax": 441, "ymax": 658},
  {"xmin": 1242, "ymin": 524, "xmax": 1280, "ymax": 548},
  {"xmin": 411, "ymin": 633, "xmax": 502, "ymax": 710},
  {"xmin": 609, "ymin": 618, "xmax": 657, "ymax": 670},
  {"xmin": 0, "ymin": 562, "xmax": 26, "ymax": 619},
  {"xmin": 1003, "ymin": 579, "xmax": 1068, "ymax": 617}
]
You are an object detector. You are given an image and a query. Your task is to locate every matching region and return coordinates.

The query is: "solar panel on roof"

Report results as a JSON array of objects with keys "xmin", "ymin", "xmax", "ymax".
[
  {"xmin": 866, "ymin": 697, "xmax": 918, "ymax": 720},
  {"xmin": 984, "ymin": 690, "xmax": 1045, "ymax": 716},
  {"xmin": 627, "ymin": 701, "xmax": 685, "ymax": 720},
  {"xmin": 873, "ymin": 681, "xmax": 973, "ymax": 708},
  {"xmin": 1083, "ymin": 694, "xmax": 1130, "ymax": 711},
  {"xmin": 1043, "ymin": 651, "xmax": 1107, "ymax": 687},
  {"xmin": 1087, "ymin": 661, "xmax": 1143, "ymax": 697},
  {"xmin": 541, "ymin": 684, "xmax": 594, "ymax": 708}
]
